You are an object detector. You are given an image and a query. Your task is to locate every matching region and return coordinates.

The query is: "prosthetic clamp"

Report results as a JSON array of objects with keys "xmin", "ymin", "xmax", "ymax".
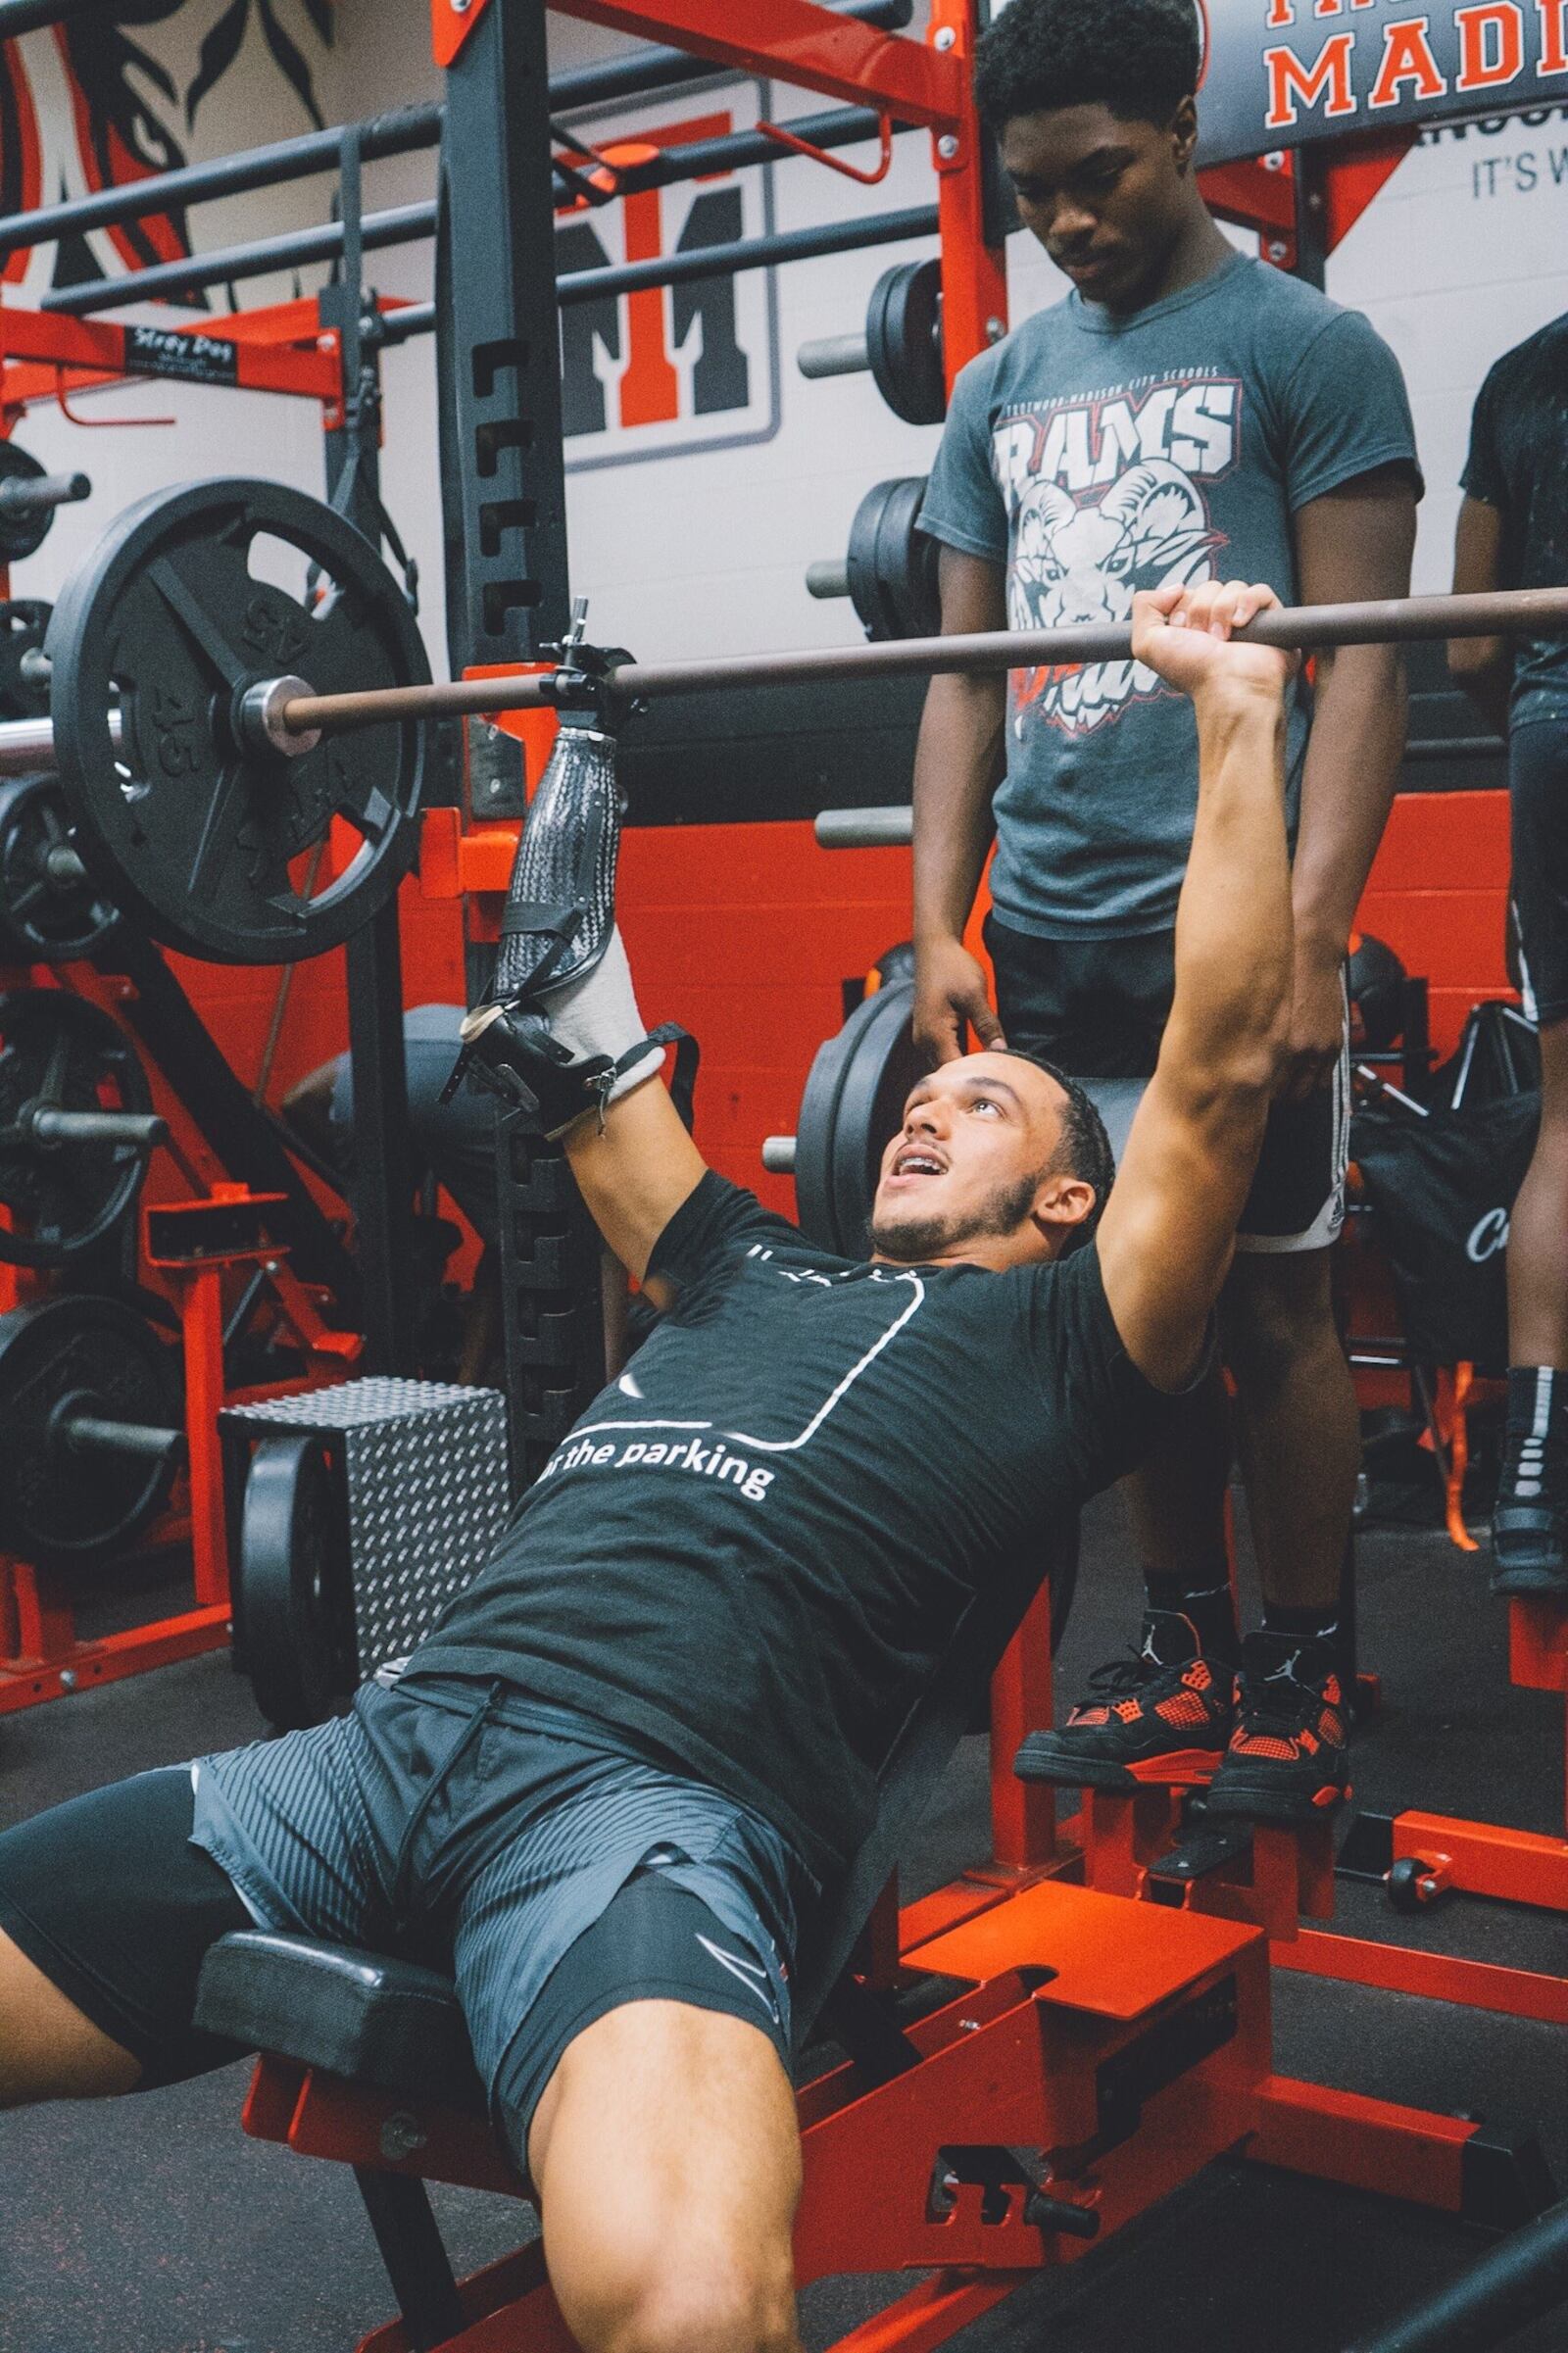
[{"xmin": 443, "ymin": 1001, "xmax": 687, "ymax": 1141}]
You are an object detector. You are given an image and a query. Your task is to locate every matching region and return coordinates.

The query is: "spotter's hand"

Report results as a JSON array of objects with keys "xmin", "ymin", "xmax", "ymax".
[{"xmin": 1130, "ymin": 579, "xmax": 1298, "ymax": 703}]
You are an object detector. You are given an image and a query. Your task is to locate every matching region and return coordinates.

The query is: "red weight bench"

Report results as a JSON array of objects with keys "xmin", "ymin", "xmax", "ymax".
[{"xmin": 194, "ymin": 1512, "xmax": 1548, "ymax": 2353}]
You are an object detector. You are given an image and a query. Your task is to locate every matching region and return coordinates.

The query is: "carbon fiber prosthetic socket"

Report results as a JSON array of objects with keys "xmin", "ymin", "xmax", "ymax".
[{"xmin": 494, "ymin": 724, "xmax": 622, "ymax": 999}]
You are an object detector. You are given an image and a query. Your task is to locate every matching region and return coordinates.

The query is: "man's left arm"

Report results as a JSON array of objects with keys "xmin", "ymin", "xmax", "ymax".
[{"xmin": 1285, "ymin": 465, "xmax": 1418, "ymax": 1102}]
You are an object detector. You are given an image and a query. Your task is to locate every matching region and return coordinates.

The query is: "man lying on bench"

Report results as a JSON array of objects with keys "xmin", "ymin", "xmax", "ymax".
[{"xmin": 0, "ymin": 580, "xmax": 1294, "ymax": 2353}]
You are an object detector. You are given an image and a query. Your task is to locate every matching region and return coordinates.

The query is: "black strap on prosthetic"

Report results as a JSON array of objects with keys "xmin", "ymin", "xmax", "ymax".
[{"xmin": 446, "ymin": 1009, "xmax": 698, "ymax": 1139}]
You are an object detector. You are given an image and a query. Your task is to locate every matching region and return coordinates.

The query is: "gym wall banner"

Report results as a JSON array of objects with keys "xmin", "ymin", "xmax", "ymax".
[
  {"xmin": 0, "ymin": 0, "xmax": 334, "ymax": 304},
  {"xmin": 989, "ymin": 0, "xmax": 1568, "ymax": 164},
  {"xmin": 554, "ymin": 79, "xmax": 782, "ymax": 474},
  {"xmin": 1200, "ymin": 0, "xmax": 1568, "ymax": 159}
]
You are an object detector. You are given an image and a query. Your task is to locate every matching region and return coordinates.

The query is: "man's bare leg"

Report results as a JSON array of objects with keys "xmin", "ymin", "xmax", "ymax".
[
  {"xmin": 529, "ymin": 1999, "xmax": 803, "ymax": 2353},
  {"xmin": 0, "ymin": 1925, "xmax": 141, "ymax": 2105}
]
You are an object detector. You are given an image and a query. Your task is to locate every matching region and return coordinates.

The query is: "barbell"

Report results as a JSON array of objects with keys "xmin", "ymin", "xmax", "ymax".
[
  {"xmin": 11, "ymin": 466, "xmax": 1568, "ymax": 970},
  {"xmin": 4, "ymin": 475, "xmax": 428, "ymax": 966},
  {"xmin": 269, "ymin": 583, "xmax": 1568, "ymax": 726}
]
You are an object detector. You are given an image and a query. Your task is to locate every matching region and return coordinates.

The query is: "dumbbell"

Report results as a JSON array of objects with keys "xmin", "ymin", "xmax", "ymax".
[{"xmin": 798, "ymin": 259, "xmax": 945, "ymax": 425}]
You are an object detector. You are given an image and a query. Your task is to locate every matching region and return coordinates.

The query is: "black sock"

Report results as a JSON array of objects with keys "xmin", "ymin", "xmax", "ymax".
[
  {"xmin": 1499, "ymin": 1366, "xmax": 1568, "ymax": 1512},
  {"xmin": 1251, "ymin": 1606, "xmax": 1342, "ymax": 1688},
  {"xmin": 1140, "ymin": 1571, "xmax": 1237, "ymax": 1668}
]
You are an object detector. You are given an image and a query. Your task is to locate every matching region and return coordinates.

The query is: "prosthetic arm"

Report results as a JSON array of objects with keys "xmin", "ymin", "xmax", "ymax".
[{"xmin": 448, "ymin": 610, "xmax": 680, "ymax": 1139}]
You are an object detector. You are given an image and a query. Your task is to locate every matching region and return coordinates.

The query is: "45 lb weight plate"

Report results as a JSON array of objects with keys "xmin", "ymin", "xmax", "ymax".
[{"xmin": 47, "ymin": 479, "xmax": 430, "ymax": 965}]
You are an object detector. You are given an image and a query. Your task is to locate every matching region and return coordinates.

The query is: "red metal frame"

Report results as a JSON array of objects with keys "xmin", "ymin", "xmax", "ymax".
[
  {"xmin": 0, "ymin": 957, "xmax": 362, "ymax": 1714},
  {"xmin": 238, "ymin": 1850, "xmax": 1504, "ymax": 2353}
]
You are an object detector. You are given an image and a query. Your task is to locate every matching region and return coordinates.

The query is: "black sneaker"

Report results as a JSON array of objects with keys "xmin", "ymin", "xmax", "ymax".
[
  {"xmin": 1204, "ymin": 1636, "xmax": 1351, "ymax": 1826},
  {"xmin": 1014, "ymin": 1645, "xmax": 1234, "ymax": 1792},
  {"xmin": 1490, "ymin": 1503, "xmax": 1568, "ymax": 1598}
]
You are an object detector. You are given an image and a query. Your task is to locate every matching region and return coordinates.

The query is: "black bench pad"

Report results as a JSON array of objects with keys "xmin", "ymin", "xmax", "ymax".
[{"xmin": 195, "ymin": 1930, "xmax": 487, "ymax": 2112}]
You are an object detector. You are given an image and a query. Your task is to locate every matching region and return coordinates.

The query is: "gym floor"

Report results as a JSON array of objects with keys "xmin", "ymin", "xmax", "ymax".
[{"xmin": 3, "ymin": 1491, "xmax": 1565, "ymax": 2353}]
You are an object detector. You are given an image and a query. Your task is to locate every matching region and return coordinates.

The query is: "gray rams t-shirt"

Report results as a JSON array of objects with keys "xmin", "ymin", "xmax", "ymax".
[{"xmin": 920, "ymin": 251, "xmax": 1419, "ymax": 939}]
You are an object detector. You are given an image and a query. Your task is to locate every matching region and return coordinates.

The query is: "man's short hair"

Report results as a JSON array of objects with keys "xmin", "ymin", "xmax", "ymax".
[
  {"xmin": 999, "ymin": 1048, "xmax": 1115, "ymax": 1251},
  {"xmin": 973, "ymin": 0, "xmax": 1201, "ymax": 134}
]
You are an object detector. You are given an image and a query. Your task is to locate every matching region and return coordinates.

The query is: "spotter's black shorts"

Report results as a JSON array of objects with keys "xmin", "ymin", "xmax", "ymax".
[
  {"xmin": 985, "ymin": 913, "xmax": 1350, "ymax": 1253},
  {"xmin": 0, "ymin": 1677, "xmax": 799, "ymax": 2174},
  {"xmin": 1510, "ymin": 719, "xmax": 1568, "ymax": 1030}
]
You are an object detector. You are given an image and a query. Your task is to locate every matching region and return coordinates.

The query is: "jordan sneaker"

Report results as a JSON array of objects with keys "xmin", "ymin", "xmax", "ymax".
[
  {"xmin": 1015, "ymin": 1635, "xmax": 1234, "ymax": 1792},
  {"xmin": 1204, "ymin": 1633, "xmax": 1351, "ymax": 1825}
]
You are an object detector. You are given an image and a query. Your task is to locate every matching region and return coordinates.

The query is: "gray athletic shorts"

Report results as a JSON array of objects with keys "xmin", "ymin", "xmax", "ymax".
[{"xmin": 190, "ymin": 1673, "xmax": 803, "ymax": 2166}]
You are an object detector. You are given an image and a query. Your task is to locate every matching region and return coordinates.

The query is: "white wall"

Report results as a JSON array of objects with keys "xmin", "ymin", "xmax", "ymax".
[
  {"xmin": 11, "ymin": 0, "xmax": 359, "ymax": 601},
  {"xmin": 9, "ymin": 9, "xmax": 1568, "ymax": 672}
]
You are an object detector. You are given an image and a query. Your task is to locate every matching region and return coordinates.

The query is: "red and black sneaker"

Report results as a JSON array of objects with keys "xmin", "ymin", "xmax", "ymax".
[
  {"xmin": 1204, "ymin": 1634, "xmax": 1351, "ymax": 1826},
  {"xmin": 1014, "ymin": 1644, "xmax": 1235, "ymax": 1792}
]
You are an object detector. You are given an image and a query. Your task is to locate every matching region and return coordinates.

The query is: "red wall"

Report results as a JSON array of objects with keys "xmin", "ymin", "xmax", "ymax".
[
  {"xmin": 617, "ymin": 788, "xmax": 1517, "ymax": 1214},
  {"xmin": 1357, "ymin": 788, "xmax": 1512, "ymax": 1060},
  {"xmin": 105, "ymin": 784, "xmax": 1514, "ymax": 1234}
]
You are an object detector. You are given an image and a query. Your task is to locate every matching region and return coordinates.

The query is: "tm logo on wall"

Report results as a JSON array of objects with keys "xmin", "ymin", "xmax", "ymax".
[{"xmin": 556, "ymin": 80, "xmax": 781, "ymax": 472}]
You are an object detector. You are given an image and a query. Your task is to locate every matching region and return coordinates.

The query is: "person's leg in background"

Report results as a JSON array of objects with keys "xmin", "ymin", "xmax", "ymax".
[
  {"xmin": 1493, "ymin": 720, "xmax": 1568, "ymax": 1593},
  {"xmin": 1221, "ymin": 1247, "xmax": 1360, "ymax": 1628},
  {"xmin": 993, "ymin": 921, "xmax": 1242, "ymax": 1792},
  {"xmin": 1204, "ymin": 1042, "xmax": 1358, "ymax": 1824}
]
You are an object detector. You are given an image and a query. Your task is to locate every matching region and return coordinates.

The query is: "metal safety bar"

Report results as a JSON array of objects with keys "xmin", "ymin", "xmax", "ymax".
[
  {"xmin": 0, "ymin": 0, "xmax": 911, "ymax": 266},
  {"xmin": 39, "ymin": 133, "xmax": 928, "ymax": 330},
  {"xmin": 0, "ymin": 104, "xmax": 444, "ymax": 260},
  {"xmin": 41, "ymin": 201, "xmax": 439, "ymax": 318},
  {"xmin": 557, "ymin": 202, "xmax": 937, "ymax": 309}
]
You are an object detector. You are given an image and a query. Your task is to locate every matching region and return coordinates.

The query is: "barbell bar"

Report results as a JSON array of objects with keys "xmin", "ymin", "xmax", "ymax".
[
  {"xmin": 5, "ymin": 568, "xmax": 1558, "ymax": 779},
  {"xmin": 269, "ymin": 584, "xmax": 1568, "ymax": 740}
]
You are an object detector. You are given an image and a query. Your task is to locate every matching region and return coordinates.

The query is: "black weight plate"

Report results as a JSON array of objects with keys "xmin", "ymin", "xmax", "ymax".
[
  {"xmin": 828, "ymin": 978, "xmax": 924, "ymax": 1253},
  {"xmin": 794, "ymin": 976, "xmax": 926, "ymax": 1253},
  {"xmin": 865, "ymin": 258, "xmax": 945, "ymax": 426},
  {"xmin": 0, "ymin": 443, "xmax": 54, "ymax": 563},
  {"xmin": 846, "ymin": 476, "xmax": 941, "ymax": 642},
  {"xmin": 0, "ymin": 1292, "xmax": 179, "ymax": 1564},
  {"xmin": 0, "ymin": 599, "xmax": 52, "ymax": 718},
  {"xmin": 0, "ymin": 986, "xmax": 154, "ymax": 1264},
  {"xmin": 48, "ymin": 478, "xmax": 430, "ymax": 965},
  {"xmin": 0, "ymin": 776, "xmax": 119, "ymax": 963},
  {"xmin": 239, "ymin": 1433, "xmax": 354, "ymax": 1729}
]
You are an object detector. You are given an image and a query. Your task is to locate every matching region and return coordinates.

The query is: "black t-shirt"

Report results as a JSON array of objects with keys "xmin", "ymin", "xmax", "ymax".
[
  {"xmin": 1461, "ymin": 315, "xmax": 1568, "ymax": 721},
  {"xmin": 410, "ymin": 1175, "xmax": 1171, "ymax": 1878}
]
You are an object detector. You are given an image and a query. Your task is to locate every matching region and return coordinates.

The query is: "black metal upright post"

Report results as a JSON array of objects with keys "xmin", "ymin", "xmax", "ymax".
[
  {"xmin": 1292, "ymin": 146, "xmax": 1329, "ymax": 291},
  {"xmin": 439, "ymin": 0, "xmax": 606, "ymax": 1490},
  {"xmin": 320, "ymin": 129, "xmax": 417, "ymax": 1375}
]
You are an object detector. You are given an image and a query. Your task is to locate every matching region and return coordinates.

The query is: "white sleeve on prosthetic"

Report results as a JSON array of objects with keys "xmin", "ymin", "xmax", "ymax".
[{"xmin": 538, "ymin": 926, "xmax": 664, "ymax": 1103}]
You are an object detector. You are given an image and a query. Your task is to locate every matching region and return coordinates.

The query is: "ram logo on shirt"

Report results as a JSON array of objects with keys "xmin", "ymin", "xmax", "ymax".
[{"xmin": 991, "ymin": 376, "xmax": 1242, "ymax": 738}]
